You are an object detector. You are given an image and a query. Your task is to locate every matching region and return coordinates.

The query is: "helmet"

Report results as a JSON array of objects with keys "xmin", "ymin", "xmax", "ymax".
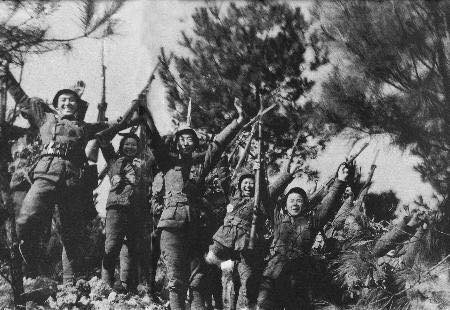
[
  {"xmin": 174, "ymin": 123, "xmax": 199, "ymax": 147},
  {"xmin": 52, "ymin": 89, "xmax": 81, "ymax": 108}
]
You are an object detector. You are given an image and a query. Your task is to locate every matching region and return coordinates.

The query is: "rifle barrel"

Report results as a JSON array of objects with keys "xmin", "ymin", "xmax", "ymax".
[
  {"xmin": 232, "ymin": 122, "xmax": 258, "ymax": 179},
  {"xmin": 348, "ymin": 142, "xmax": 369, "ymax": 162}
]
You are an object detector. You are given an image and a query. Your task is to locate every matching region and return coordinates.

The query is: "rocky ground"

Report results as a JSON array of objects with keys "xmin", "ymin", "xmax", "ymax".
[{"xmin": 0, "ymin": 276, "xmax": 167, "ymax": 310}]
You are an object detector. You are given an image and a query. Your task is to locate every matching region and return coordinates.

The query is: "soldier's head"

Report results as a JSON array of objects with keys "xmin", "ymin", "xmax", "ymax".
[
  {"xmin": 118, "ymin": 133, "xmax": 140, "ymax": 157},
  {"xmin": 175, "ymin": 125, "xmax": 199, "ymax": 156},
  {"xmin": 238, "ymin": 173, "xmax": 255, "ymax": 198},
  {"xmin": 285, "ymin": 187, "xmax": 308, "ymax": 217},
  {"xmin": 52, "ymin": 89, "xmax": 81, "ymax": 118}
]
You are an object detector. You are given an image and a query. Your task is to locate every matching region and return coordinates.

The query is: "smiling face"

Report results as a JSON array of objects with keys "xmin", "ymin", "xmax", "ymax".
[
  {"xmin": 177, "ymin": 133, "xmax": 196, "ymax": 156},
  {"xmin": 240, "ymin": 177, "xmax": 255, "ymax": 197},
  {"xmin": 286, "ymin": 192, "xmax": 306, "ymax": 217},
  {"xmin": 57, "ymin": 93, "xmax": 79, "ymax": 117},
  {"xmin": 122, "ymin": 137, "xmax": 138, "ymax": 157}
]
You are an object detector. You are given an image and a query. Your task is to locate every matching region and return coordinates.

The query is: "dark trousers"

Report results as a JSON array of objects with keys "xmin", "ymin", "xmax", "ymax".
[
  {"xmin": 160, "ymin": 228, "xmax": 206, "ymax": 310},
  {"xmin": 16, "ymin": 178, "xmax": 86, "ymax": 283},
  {"xmin": 138, "ymin": 212, "xmax": 160, "ymax": 292},
  {"xmin": 205, "ymin": 264, "xmax": 223, "ymax": 310},
  {"xmin": 210, "ymin": 241, "xmax": 263, "ymax": 309},
  {"xmin": 257, "ymin": 255, "xmax": 312, "ymax": 310},
  {"xmin": 102, "ymin": 207, "xmax": 138, "ymax": 290}
]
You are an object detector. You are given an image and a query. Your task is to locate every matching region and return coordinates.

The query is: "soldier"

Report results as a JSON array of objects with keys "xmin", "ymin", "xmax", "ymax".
[
  {"xmin": 372, "ymin": 210, "xmax": 427, "ymax": 260},
  {"xmin": 99, "ymin": 132, "xmax": 152, "ymax": 292},
  {"xmin": 0, "ymin": 65, "xmax": 115, "ymax": 284},
  {"xmin": 205, "ymin": 161, "xmax": 301, "ymax": 310},
  {"xmin": 150, "ymin": 99, "xmax": 246, "ymax": 310},
  {"xmin": 256, "ymin": 164, "xmax": 350, "ymax": 310}
]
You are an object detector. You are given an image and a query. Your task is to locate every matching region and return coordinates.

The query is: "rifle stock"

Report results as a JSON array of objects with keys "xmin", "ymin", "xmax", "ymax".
[
  {"xmin": 248, "ymin": 93, "xmax": 264, "ymax": 250},
  {"xmin": 95, "ymin": 100, "xmax": 141, "ymax": 140}
]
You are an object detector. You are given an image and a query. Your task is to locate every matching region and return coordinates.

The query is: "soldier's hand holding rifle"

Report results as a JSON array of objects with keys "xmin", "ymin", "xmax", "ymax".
[{"xmin": 337, "ymin": 163, "xmax": 351, "ymax": 182}]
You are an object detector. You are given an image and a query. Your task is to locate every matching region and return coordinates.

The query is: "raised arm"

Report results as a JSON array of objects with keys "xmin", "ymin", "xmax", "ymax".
[
  {"xmin": 1, "ymin": 123, "xmax": 29, "ymax": 141},
  {"xmin": 1, "ymin": 66, "xmax": 48, "ymax": 128},
  {"xmin": 98, "ymin": 142, "xmax": 116, "ymax": 163},
  {"xmin": 199, "ymin": 98, "xmax": 246, "ymax": 181},
  {"xmin": 372, "ymin": 212, "xmax": 424, "ymax": 258},
  {"xmin": 331, "ymin": 194, "xmax": 355, "ymax": 230},
  {"xmin": 312, "ymin": 164, "xmax": 349, "ymax": 229},
  {"xmin": 268, "ymin": 172, "xmax": 293, "ymax": 201}
]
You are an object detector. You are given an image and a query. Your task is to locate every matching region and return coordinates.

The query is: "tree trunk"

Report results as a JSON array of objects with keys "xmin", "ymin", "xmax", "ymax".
[{"xmin": 0, "ymin": 77, "xmax": 24, "ymax": 309}]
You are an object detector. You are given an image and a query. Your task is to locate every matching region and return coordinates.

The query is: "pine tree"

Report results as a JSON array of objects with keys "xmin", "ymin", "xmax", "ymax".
[
  {"xmin": 0, "ymin": 1, "xmax": 126, "ymax": 307},
  {"xmin": 312, "ymin": 0, "xmax": 450, "ymax": 197},
  {"xmin": 158, "ymin": 0, "xmax": 329, "ymax": 173}
]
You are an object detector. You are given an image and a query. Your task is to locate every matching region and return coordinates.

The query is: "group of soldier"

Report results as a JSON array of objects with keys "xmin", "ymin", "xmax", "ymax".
[{"xmin": 0, "ymin": 63, "xmax": 430, "ymax": 310}]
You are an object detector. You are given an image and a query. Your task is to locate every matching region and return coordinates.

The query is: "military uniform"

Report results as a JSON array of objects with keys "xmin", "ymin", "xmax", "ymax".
[
  {"xmin": 256, "ymin": 179, "xmax": 346, "ymax": 310},
  {"xmin": 151, "ymin": 119, "xmax": 242, "ymax": 310},
  {"xmin": 4, "ymin": 74, "xmax": 109, "ymax": 283},
  {"xmin": 209, "ymin": 172, "xmax": 293, "ymax": 309},
  {"xmin": 100, "ymin": 140, "xmax": 152, "ymax": 290}
]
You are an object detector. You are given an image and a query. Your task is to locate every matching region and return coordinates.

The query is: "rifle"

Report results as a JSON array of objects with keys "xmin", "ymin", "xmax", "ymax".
[
  {"xmin": 248, "ymin": 91, "xmax": 265, "ymax": 250},
  {"xmin": 95, "ymin": 100, "xmax": 142, "ymax": 142},
  {"xmin": 231, "ymin": 121, "xmax": 258, "ymax": 180},
  {"xmin": 352, "ymin": 149, "xmax": 379, "ymax": 213},
  {"xmin": 286, "ymin": 131, "xmax": 305, "ymax": 172},
  {"xmin": 308, "ymin": 142, "xmax": 369, "ymax": 209},
  {"xmin": 228, "ymin": 103, "xmax": 277, "ymax": 165},
  {"xmin": 86, "ymin": 41, "xmax": 108, "ymax": 162}
]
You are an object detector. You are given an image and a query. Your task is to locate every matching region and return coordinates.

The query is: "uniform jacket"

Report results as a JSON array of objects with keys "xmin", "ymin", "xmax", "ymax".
[
  {"xmin": 102, "ymin": 144, "xmax": 153, "ymax": 209},
  {"xmin": 269, "ymin": 179, "xmax": 346, "ymax": 260},
  {"xmin": 213, "ymin": 172, "xmax": 293, "ymax": 252},
  {"xmin": 151, "ymin": 119, "xmax": 242, "ymax": 229},
  {"xmin": 5, "ymin": 75, "xmax": 108, "ymax": 186}
]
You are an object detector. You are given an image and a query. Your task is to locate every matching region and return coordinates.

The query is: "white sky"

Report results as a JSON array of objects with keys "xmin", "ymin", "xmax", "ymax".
[{"xmin": 4, "ymin": 0, "xmax": 436, "ymax": 213}]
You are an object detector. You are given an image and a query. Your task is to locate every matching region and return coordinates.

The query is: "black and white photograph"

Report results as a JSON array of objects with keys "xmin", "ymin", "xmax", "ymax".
[{"xmin": 0, "ymin": 0, "xmax": 448, "ymax": 309}]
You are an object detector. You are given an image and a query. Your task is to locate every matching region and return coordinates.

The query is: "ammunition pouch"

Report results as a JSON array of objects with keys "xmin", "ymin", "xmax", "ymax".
[{"xmin": 41, "ymin": 141, "xmax": 82, "ymax": 160}]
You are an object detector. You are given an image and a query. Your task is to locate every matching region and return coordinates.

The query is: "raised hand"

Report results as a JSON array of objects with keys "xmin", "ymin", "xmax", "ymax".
[
  {"xmin": 289, "ymin": 160, "xmax": 302, "ymax": 175},
  {"xmin": 337, "ymin": 163, "xmax": 350, "ymax": 182}
]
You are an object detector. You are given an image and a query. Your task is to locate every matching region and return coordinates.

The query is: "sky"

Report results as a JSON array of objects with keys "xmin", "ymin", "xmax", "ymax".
[{"xmin": 2, "ymin": 0, "xmax": 436, "ymax": 214}]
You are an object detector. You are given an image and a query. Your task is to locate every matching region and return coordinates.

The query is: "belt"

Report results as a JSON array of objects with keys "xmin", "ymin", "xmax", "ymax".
[
  {"xmin": 41, "ymin": 141, "xmax": 78, "ymax": 159},
  {"xmin": 224, "ymin": 215, "xmax": 251, "ymax": 229}
]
